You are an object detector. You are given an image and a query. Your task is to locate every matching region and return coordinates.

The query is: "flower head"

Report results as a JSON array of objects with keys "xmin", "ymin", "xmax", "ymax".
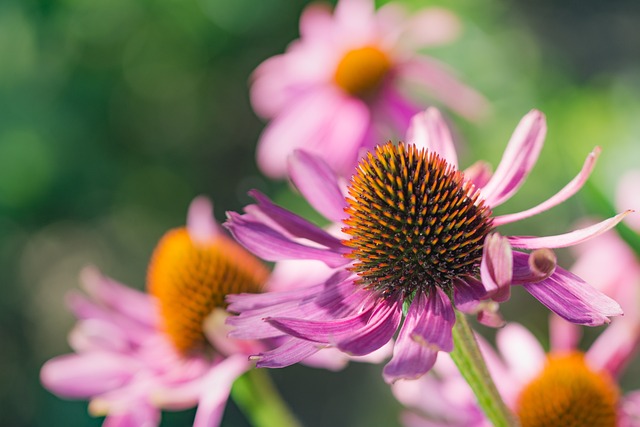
[
  {"xmin": 40, "ymin": 197, "xmax": 267, "ymax": 426},
  {"xmin": 225, "ymin": 108, "xmax": 627, "ymax": 383},
  {"xmin": 251, "ymin": 0, "xmax": 488, "ymax": 178}
]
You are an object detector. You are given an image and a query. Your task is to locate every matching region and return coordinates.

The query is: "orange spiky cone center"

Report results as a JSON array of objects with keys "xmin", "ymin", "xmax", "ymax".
[
  {"xmin": 147, "ymin": 228, "xmax": 268, "ymax": 355},
  {"xmin": 516, "ymin": 352, "xmax": 619, "ymax": 427}
]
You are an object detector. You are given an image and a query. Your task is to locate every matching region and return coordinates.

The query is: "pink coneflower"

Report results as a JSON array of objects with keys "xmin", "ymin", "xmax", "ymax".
[
  {"xmin": 251, "ymin": 0, "xmax": 488, "ymax": 178},
  {"xmin": 393, "ymin": 320, "xmax": 640, "ymax": 427},
  {"xmin": 40, "ymin": 197, "xmax": 269, "ymax": 426},
  {"xmin": 225, "ymin": 108, "xmax": 627, "ymax": 383}
]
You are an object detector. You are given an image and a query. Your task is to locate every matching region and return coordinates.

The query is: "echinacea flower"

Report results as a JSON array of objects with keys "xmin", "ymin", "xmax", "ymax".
[
  {"xmin": 251, "ymin": 0, "xmax": 488, "ymax": 178},
  {"xmin": 225, "ymin": 107, "xmax": 627, "ymax": 383},
  {"xmin": 393, "ymin": 320, "xmax": 640, "ymax": 427},
  {"xmin": 40, "ymin": 197, "xmax": 269, "ymax": 426}
]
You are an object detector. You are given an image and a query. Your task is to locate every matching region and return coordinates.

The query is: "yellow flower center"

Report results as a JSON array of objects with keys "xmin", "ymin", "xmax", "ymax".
[
  {"xmin": 516, "ymin": 352, "xmax": 619, "ymax": 427},
  {"xmin": 334, "ymin": 46, "xmax": 391, "ymax": 98},
  {"xmin": 147, "ymin": 228, "xmax": 268, "ymax": 355}
]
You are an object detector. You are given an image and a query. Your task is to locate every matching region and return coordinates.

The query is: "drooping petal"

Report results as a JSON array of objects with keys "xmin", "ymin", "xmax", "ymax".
[
  {"xmin": 255, "ymin": 338, "xmax": 324, "ymax": 368},
  {"xmin": 288, "ymin": 150, "xmax": 348, "ymax": 222},
  {"xmin": 405, "ymin": 107, "xmax": 458, "ymax": 168},
  {"xmin": 508, "ymin": 211, "xmax": 631, "ymax": 249},
  {"xmin": 523, "ymin": 266, "xmax": 623, "ymax": 326},
  {"xmin": 493, "ymin": 147, "xmax": 601, "ymax": 226},
  {"xmin": 41, "ymin": 353, "xmax": 139, "ymax": 398},
  {"xmin": 396, "ymin": 56, "xmax": 489, "ymax": 122},
  {"xmin": 224, "ymin": 212, "xmax": 348, "ymax": 267},
  {"xmin": 186, "ymin": 196, "xmax": 219, "ymax": 243},
  {"xmin": 480, "ymin": 233, "xmax": 512, "ymax": 302},
  {"xmin": 192, "ymin": 356, "xmax": 252, "ymax": 427},
  {"xmin": 383, "ymin": 290, "xmax": 438, "ymax": 383},
  {"xmin": 479, "ymin": 110, "xmax": 547, "ymax": 207},
  {"xmin": 511, "ymin": 249, "xmax": 557, "ymax": 285},
  {"xmin": 452, "ymin": 277, "xmax": 488, "ymax": 313},
  {"xmin": 411, "ymin": 288, "xmax": 455, "ymax": 352}
]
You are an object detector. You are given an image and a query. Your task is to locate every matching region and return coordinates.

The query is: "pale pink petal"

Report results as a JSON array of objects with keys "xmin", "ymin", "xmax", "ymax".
[
  {"xmin": 406, "ymin": 108, "xmax": 458, "ymax": 168},
  {"xmin": 265, "ymin": 259, "xmax": 337, "ymax": 292},
  {"xmin": 523, "ymin": 266, "xmax": 623, "ymax": 326},
  {"xmin": 250, "ymin": 54, "xmax": 306, "ymax": 119},
  {"xmin": 256, "ymin": 88, "xmax": 370, "ymax": 178},
  {"xmin": 68, "ymin": 319, "xmax": 131, "ymax": 353},
  {"xmin": 616, "ymin": 170, "xmax": 640, "ymax": 231},
  {"xmin": 586, "ymin": 320, "xmax": 640, "ymax": 378},
  {"xmin": 479, "ymin": 110, "xmax": 546, "ymax": 207},
  {"xmin": 103, "ymin": 402, "xmax": 160, "ymax": 427},
  {"xmin": 299, "ymin": 3, "xmax": 334, "ymax": 39},
  {"xmin": 619, "ymin": 391, "xmax": 640, "ymax": 427},
  {"xmin": 41, "ymin": 353, "xmax": 139, "ymax": 398},
  {"xmin": 508, "ymin": 211, "xmax": 631, "ymax": 249},
  {"xmin": 496, "ymin": 323, "xmax": 546, "ymax": 385},
  {"xmin": 288, "ymin": 150, "xmax": 347, "ymax": 222},
  {"xmin": 493, "ymin": 147, "xmax": 601, "ymax": 226},
  {"xmin": 187, "ymin": 196, "xmax": 219, "ymax": 243},
  {"xmin": 463, "ymin": 161, "xmax": 493, "ymax": 188},
  {"xmin": 375, "ymin": 85, "xmax": 423, "ymax": 141},
  {"xmin": 192, "ymin": 356, "xmax": 252, "ymax": 427},
  {"xmin": 383, "ymin": 291, "xmax": 438, "ymax": 383},
  {"xmin": 480, "ymin": 233, "xmax": 512, "ymax": 301},
  {"xmin": 396, "ymin": 57, "xmax": 490, "ymax": 122},
  {"xmin": 402, "ymin": 8, "xmax": 461, "ymax": 48},
  {"xmin": 300, "ymin": 348, "xmax": 349, "ymax": 371},
  {"xmin": 549, "ymin": 314, "xmax": 581, "ymax": 353},
  {"xmin": 334, "ymin": 0, "xmax": 376, "ymax": 39}
]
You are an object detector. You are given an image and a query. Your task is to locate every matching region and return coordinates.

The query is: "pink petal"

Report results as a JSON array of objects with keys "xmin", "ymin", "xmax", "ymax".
[
  {"xmin": 375, "ymin": 85, "xmax": 422, "ymax": 142},
  {"xmin": 452, "ymin": 277, "xmax": 487, "ymax": 313},
  {"xmin": 412, "ymin": 288, "xmax": 455, "ymax": 352},
  {"xmin": 479, "ymin": 110, "xmax": 547, "ymax": 207},
  {"xmin": 586, "ymin": 320, "xmax": 640, "ymax": 378},
  {"xmin": 508, "ymin": 211, "xmax": 631, "ymax": 249},
  {"xmin": 224, "ymin": 212, "xmax": 348, "ymax": 267},
  {"xmin": 493, "ymin": 147, "xmax": 601, "ymax": 226},
  {"xmin": 549, "ymin": 314, "xmax": 581, "ymax": 353},
  {"xmin": 402, "ymin": 8, "xmax": 461, "ymax": 48},
  {"xmin": 480, "ymin": 233, "xmax": 512, "ymax": 301},
  {"xmin": 616, "ymin": 170, "xmax": 640, "ymax": 231},
  {"xmin": 299, "ymin": 2, "xmax": 334, "ymax": 39},
  {"xmin": 523, "ymin": 266, "xmax": 623, "ymax": 326},
  {"xmin": 396, "ymin": 57, "xmax": 490, "ymax": 122},
  {"xmin": 288, "ymin": 150, "xmax": 347, "ymax": 222},
  {"xmin": 463, "ymin": 161, "xmax": 493, "ymax": 188},
  {"xmin": 495, "ymin": 323, "xmax": 546, "ymax": 385},
  {"xmin": 383, "ymin": 291, "xmax": 437, "ymax": 383},
  {"xmin": 405, "ymin": 108, "xmax": 458, "ymax": 168},
  {"xmin": 103, "ymin": 402, "xmax": 160, "ymax": 427},
  {"xmin": 255, "ymin": 338, "xmax": 324, "ymax": 368},
  {"xmin": 41, "ymin": 352, "xmax": 139, "ymax": 398},
  {"xmin": 186, "ymin": 196, "xmax": 219, "ymax": 243},
  {"xmin": 250, "ymin": 54, "xmax": 303, "ymax": 119},
  {"xmin": 256, "ymin": 88, "xmax": 370, "ymax": 178},
  {"xmin": 192, "ymin": 356, "xmax": 251, "ymax": 427},
  {"xmin": 68, "ymin": 319, "xmax": 131, "ymax": 353}
]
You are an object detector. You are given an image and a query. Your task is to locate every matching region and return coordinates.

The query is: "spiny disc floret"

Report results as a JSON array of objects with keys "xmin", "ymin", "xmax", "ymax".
[{"xmin": 343, "ymin": 142, "xmax": 493, "ymax": 296}]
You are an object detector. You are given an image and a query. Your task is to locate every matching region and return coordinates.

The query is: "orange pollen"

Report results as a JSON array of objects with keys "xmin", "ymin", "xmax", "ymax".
[
  {"xmin": 147, "ymin": 228, "xmax": 268, "ymax": 355},
  {"xmin": 516, "ymin": 352, "xmax": 619, "ymax": 427},
  {"xmin": 334, "ymin": 46, "xmax": 392, "ymax": 97},
  {"xmin": 342, "ymin": 142, "xmax": 493, "ymax": 297}
]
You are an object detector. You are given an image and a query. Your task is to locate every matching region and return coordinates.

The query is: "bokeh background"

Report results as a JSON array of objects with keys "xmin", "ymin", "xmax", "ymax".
[{"xmin": 2, "ymin": 0, "xmax": 640, "ymax": 425}]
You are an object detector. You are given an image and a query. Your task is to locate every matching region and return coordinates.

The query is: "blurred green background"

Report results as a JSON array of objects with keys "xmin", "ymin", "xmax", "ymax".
[{"xmin": 2, "ymin": 0, "xmax": 640, "ymax": 425}]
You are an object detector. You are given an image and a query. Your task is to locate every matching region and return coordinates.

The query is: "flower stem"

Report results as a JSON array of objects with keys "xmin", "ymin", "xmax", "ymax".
[
  {"xmin": 231, "ymin": 368, "xmax": 301, "ymax": 427},
  {"xmin": 450, "ymin": 310, "xmax": 520, "ymax": 427}
]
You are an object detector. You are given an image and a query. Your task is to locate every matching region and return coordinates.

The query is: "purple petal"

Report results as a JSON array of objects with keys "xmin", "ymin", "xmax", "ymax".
[
  {"xmin": 193, "ymin": 355, "xmax": 251, "ymax": 427},
  {"xmin": 508, "ymin": 211, "xmax": 631, "ymax": 249},
  {"xmin": 396, "ymin": 57, "xmax": 490, "ymax": 121},
  {"xmin": 453, "ymin": 277, "xmax": 488, "ymax": 312},
  {"xmin": 512, "ymin": 249, "xmax": 557, "ymax": 284},
  {"xmin": 523, "ymin": 266, "xmax": 623, "ymax": 326},
  {"xmin": 480, "ymin": 233, "xmax": 513, "ymax": 302},
  {"xmin": 383, "ymin": 291, "xmax": 438, "ymax": 383},
  {"xmin": 493, "ymin": 147, "xmax": 601, "ymax": 226},
  {"xmin": 255, "ymin": 338, "xmax": 323, "ymax": 368},
  {"xmin": 413, "ymin": 288, "xmax": 455, "ymax": 351},
  {"xmin": 186, "ymin": 196, "xmax": 219, "ymax": 243},
  {"xmin": 405, "ymin": 108, "xmax": 458, "ymax": 168},
  {"xmin": 336, "ymin": 298, "xmax": 403, "ymax": 356},
  {"xmin": 288, "ymin": 150, "xmax": 347, "ymax": 222},
  {"xmin": 479, "ymin": 110, "xmax": 546, "ymax": 207},
  {"xmin": 225, "ymin": 211, "xmax": 348, "ymax": 267},
  {"xmin": 41, "ymin": 352, "xmax": 138, "ymax": 398}
]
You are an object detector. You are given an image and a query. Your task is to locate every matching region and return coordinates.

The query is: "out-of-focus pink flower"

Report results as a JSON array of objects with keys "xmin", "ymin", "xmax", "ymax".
[
  {"xmin": 616, "ymin": 170, "xmax": 640, "ymax": 232},
  {"xmin": 393, "ymin": 321, "xmax": 640, "ymax": 426},
  {"xmin": 251, "ymin": 0, "xmax": 489, "ymax": 178},
  {"xmin": 40, "ymin": 197, "xmax": 268, "ymax": 427},
  {"xmin": 224, "ymin": 108, "xmax": 626, "ymax": 383}
]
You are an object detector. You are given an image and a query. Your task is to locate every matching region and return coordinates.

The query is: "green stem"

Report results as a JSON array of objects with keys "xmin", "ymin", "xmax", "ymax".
[
  {"xmin": 231, "ymin": 368, "xmax": 301, "ymax": 427},
  {"xmin": 450, "ymin": 310, "xmax": 520, "ymax": 427}
]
